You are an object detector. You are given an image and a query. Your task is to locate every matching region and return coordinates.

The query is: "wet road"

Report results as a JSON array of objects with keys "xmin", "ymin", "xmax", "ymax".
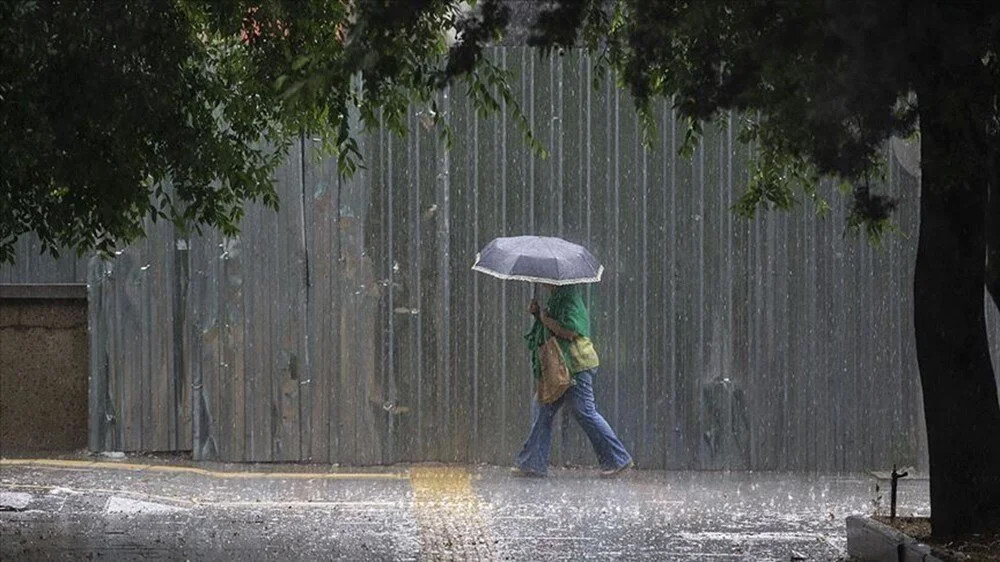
[{"xmin": 0, "ymin": 457, "xmax": 929, "ymax": 561}]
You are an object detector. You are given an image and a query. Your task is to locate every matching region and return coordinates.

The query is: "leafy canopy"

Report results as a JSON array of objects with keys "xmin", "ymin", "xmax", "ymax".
[
  {"xmin": 4, "ymin": 0, "xmax": 998, "ymax": 263},
  {"xmin": 531, "ymin": 0, "xmax": 997, "ymax": 238},
  {"xmin": 0, "ymin": 0, "xmax": 533, "ymax": 263}
]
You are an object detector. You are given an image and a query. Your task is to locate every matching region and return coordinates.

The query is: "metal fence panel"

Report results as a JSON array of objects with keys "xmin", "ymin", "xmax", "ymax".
[
  {"xmin": 8, "ymin": 48, "xmax": 999, "ymax": 470},
  {"xmin": 0, "ymin": 235, "xmax": 87, "ymax": 284}
]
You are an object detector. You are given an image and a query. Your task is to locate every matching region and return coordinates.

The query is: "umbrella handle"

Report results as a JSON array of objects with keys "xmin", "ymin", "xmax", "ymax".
[{"xmin": 533, "ymin": 284, "xmax": 540, "ymax": 301}]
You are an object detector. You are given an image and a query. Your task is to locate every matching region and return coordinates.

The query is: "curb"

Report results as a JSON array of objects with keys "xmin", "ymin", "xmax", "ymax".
[
  {"xmin": 846, "ymin": 515, "xmax": 948, "ymax": 562},
  {"xmin": 0, "ymin": 458, "xmax": 409, "ymax": 480}
]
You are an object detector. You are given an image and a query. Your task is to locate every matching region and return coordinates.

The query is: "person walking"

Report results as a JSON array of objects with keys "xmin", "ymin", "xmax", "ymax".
[{"xmin": 513, "ymin": 283, "xmax": 633, "ymax": 477}]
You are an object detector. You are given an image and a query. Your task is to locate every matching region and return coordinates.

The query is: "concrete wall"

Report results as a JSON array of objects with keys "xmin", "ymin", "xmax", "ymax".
[{"xmin": 0, "ymin": 291, "xmax": 88, "ymax": 453}]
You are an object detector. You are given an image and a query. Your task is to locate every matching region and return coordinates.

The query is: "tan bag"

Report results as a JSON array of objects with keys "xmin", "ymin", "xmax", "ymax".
[{"xmin": 538, "ymin": 336, "xmax": 572, "ymax": 404}]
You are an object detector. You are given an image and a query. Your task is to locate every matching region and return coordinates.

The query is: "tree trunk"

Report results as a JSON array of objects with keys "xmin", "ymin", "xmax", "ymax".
[
  {"xmin": 916, "ymin": 83, "xmax": 1000, "ymax": 537},
  {"xmin": 987, "ymin": 131, "xmax": 999, "ymax": 311}
]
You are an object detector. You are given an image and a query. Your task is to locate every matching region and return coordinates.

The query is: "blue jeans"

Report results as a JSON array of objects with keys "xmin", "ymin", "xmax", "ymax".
[{"xmin": 516, "ymin": 369, "xmax": 632, "ymax": 475}]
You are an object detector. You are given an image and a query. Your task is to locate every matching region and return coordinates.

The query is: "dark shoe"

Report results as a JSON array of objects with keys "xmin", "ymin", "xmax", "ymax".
[
  {"xmin": 600, "ymin": 460, "xmax": 634, "ymax": 478},
  {"xmin": 510, "ymin": 466, "xmax": 546, "ymax": 478}
]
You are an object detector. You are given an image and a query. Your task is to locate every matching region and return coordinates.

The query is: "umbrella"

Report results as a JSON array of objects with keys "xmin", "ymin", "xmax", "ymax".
[{"xmin": 471, "ymin": 236, "xmax": 604, "ymax": 285}]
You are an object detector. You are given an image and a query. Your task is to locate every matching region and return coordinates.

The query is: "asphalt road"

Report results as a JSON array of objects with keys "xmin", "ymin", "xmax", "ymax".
[{"xmin": 0, "ymin": 456, "xmax": 929, "ymax": 561}]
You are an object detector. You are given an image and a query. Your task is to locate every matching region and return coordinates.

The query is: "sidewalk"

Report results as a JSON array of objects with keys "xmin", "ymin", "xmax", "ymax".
[{"xmin": 0, "ymin": 454, "xmax": 929, "ymax": 561}]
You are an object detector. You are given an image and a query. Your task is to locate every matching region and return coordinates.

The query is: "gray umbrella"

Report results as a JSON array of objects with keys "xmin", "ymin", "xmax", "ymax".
[{"xmin": 471, "ymin": 236, "xmax": 604, "ymax": 285}]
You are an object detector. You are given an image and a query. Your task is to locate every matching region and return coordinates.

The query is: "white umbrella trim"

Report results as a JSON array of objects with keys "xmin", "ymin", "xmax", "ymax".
[{"xmin": 471, "ymin": 256, "xmax": 604, "ymax": 285}]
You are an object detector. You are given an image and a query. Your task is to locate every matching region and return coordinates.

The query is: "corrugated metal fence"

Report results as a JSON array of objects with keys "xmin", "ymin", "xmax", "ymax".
[
  {"xmin": 5, "ymin": 48, "xmax": 999, "ymax": 470},
  {"xmin": 0, "ymin": 238, "xmax": 87, "ymax": 284}
]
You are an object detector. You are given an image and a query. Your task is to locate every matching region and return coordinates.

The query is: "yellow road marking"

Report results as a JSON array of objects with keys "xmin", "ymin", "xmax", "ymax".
[
  {"xmin": 0, "ymin": 458, "xmax": 408, "ymax": 480},
  {"xmin": 410, "ymin": 466, "xmax": 498, "ymax": 560}
]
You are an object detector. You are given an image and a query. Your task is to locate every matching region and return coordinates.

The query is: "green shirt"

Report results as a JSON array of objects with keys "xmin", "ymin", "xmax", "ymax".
[{"xmin": 525, "ymin": 285, "xmax": 600, "ymax": 378}]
